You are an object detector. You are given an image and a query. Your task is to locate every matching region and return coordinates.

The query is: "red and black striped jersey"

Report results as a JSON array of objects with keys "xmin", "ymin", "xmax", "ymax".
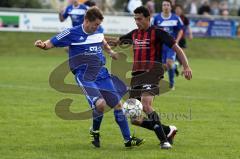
[{"xmin": 119, "ymin": 26, "xmax": 176, "ymax": 72}]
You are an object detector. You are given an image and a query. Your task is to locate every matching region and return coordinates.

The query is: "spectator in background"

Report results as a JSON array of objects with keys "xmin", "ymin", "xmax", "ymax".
[
  {"xmin": 211, "ymin": 1, "xmax": 220, "ymax": 15},
  {"xmin": 175, "ymin": 4, "xmax": 193, "ymax": 46},
  {"xmin": 238, "ymin": 7, "xmax": 240, "ymax": 16},
  {"xmin": 146, "ymin": 0, "xmax": 155, "ymax": 16},
  {"xmin": 198, "ymin": 0, "xmax": 211, "ymax": 16},
  {"xmin": 221, "ymin": 9, "xmax": 229, "ymax": 17},
  {"xmin": 219, "ymin": 1, "xmax": 229, "ymax": 15},
  {"xmin": 59, "ymin": 0, "xmax": 88, "ymax": 27},
  {"xmin": 127, "ymin": 0, "xmax": 142, "ymax": 14},
  {"xmin": 186, "ymin": 0, "xmax": 198, "ymax": 15},
  {"xmin": 170, "ymin": 0, "xmax": 176, "ymax": 9}
]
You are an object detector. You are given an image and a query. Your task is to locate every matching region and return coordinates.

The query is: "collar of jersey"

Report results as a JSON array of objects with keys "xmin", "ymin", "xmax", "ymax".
[
  {"xmin": 81, "ymin": 24, "xmax": 90, "ymax": 35},
  {"xmin": 161, "ymin": 12, "xmax": 172, "ymax": 20},
  {"xmin": 72, "ymin": 4, "xmax": 80, "ymax": 9}
]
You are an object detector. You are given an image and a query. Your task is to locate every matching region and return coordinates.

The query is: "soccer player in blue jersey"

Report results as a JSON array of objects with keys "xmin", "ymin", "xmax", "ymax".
[
  {"xmin": 153, "ymin": 0, "xmax": 184, "ymax": 90},
  {"xmin": 59, "ymin": 0, "xmax": 89, "ymax": 27},
  {"xmin": 35, "ymin": 7, "xmax": 144, "ymax": 148}
]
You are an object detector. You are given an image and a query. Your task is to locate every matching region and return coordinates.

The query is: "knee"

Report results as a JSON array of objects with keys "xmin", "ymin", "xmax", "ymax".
[
  {"xmin": 166, "ymin": 60, "xmax": 174, "ymax": 69},
  {"xmin": 141, "ymin": 101, "xmax": 153, "ymax": 114},
  {"xmin": 95, "ymin": 98, "xmax": 106, "ymax": 112},
  {"xmin": 114, "ymin": 102, "xmax": 122, "ymax": 110},
  {"xmin": 143, "ymin": 105, "xmax": 153, "ymax": 114}
]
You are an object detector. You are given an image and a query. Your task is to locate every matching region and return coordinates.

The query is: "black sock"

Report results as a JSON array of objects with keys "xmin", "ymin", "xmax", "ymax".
[
  {"xmin": 140, "ymin": 117, "xmax": 154, "ymax": 130},
  {"xmin": 162, "ymin": 124, "xmax": 170, "ymax": 135},
  {"xmin": 140, "ymin": 118, "xmax": 170, "ymax": 135},
  {"xmin": 148, "ymin": 111, "xmax": 167, "ymax": 143}
]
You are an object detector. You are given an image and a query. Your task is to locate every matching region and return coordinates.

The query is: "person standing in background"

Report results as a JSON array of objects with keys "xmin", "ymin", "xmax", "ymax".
[
  {"xmin": 59, "ymin": 0, "xmax": 88, "ymax": 27},
  {"xmin": 153, "ymin": 0, "xmax": 184, "ymax": 90},
  {"xmin": 174, "ymin": 4, "xmax": 193, "ymax": 76}
]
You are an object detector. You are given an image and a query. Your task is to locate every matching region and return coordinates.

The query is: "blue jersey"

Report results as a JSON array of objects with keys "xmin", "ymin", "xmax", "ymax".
[
  {"xmin": 50, "ymin": 25, "xmax": 109, "ymax": 80},
  {"xmin": 153, "ymin": 13, "xmax": 183, "ymax": 39},
  {"xmin": 62, "ymin": 4, "xmax": 88, "ymax": 27}
]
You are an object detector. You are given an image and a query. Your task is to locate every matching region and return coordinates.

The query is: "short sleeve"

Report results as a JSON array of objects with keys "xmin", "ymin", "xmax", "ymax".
[
  {"xmin": 152, "ymin": 15, "xmax": 158, "ymax": 26},
  {"xmin": 50, "ymin": 29, "xmax": 72, "ymax": 47},
  {"xmin": 119, "ymin": 30, "xmax": 134, "ymax": 44}
]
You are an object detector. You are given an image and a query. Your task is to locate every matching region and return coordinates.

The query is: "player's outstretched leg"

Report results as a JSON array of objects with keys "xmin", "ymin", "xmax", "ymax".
[
  {"xmin": 90, "ymin": 108, "xmax": 103, "ymax": 148},
  {"xmin": 114, "ymin": 103, "xmax": 145, "ymax": 148},
  {"xmin": 168, "ymin": 65, "xmax": 176, "ymax": 90},
  {"xmin": 133, "ymin": 117, "xmax": 178, "ymax": 145},
  {"xmin": 89, "ymin": 98, "xmax": 106, "ymax": 148}
]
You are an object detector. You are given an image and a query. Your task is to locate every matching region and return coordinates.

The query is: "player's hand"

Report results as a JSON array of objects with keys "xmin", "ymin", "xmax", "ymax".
[
  {"xmin": 109, "ymin": 51, "xmax": 119, "ymax": 60},
  {"xmin": 59, "ymin": 5, "xmax": 64, "ymax": 14},
  {"xmin": 189, "ymin": 34, "xmax": 193, "ymax": 40},
  {"xmin": 182, "ymin": 66, "xmax": 192, "ymax": 80},
  {"xmin": 34, "ymin": 40, "xmax": 46, "ymax": 49}
]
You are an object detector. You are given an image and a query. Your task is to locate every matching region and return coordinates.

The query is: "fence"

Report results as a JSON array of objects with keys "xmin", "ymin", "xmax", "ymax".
[{"xmin": 0, "ymin": 8, "xmax": 240, "ymax": 38}]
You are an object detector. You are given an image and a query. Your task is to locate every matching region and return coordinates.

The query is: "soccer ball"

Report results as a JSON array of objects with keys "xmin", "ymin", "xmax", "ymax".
[{"xmin": 123, "ymin": 98, "xmax": 143, "ymax": 118}]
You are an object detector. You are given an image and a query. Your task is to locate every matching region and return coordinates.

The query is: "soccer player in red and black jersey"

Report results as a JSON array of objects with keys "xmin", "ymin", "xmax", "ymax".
[{"xmin": 110, "ymin": 6, "xmax": 192, "ymax": 149}]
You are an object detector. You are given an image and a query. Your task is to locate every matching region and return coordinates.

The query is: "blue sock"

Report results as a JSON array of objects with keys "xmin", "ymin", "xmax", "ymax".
[
  {"xmin": 114, "ymin": 109, "xmax": 131, "ymax": 141},
  {"xmin": 168, "ymin": 64, "xmax": 176, "ymax": 87},
  {"xmin": 92, "ymin": 109, "xmax": 103, "ymax": 131}
]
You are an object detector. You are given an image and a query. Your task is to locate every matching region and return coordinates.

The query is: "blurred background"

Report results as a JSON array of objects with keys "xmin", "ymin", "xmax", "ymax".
[
  {"xmin": 0, "ymin": 0, "xmax": 240, "ymax": 15},
  {"xmin": 0, "ymin": 0, "xmax": 240, "ymax": 37}
]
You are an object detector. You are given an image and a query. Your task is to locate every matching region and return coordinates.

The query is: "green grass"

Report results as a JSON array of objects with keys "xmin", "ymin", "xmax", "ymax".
[{"xmin": 0, "ymin": 32, "xmax": 240, "ymax": 159}]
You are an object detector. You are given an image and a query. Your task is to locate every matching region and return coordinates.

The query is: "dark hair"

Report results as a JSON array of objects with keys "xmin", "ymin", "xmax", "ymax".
[
  {"xmin": 162, "ymin": 0, "xmax": 172, "ymax": 6},
  {"xmin": 134, "ymin": 6, "xmax": 150, "ymax": 17},
  {"xmin": 84, "ymin": 0, "xmax": 96, "ymax": 7},
  {"xmin": 85, "ymin": 7, "xmax": 104, "ymax": 22},
  {"xmin": 175, "ymin": 4, "xmax": 183, "ymax": 10}
]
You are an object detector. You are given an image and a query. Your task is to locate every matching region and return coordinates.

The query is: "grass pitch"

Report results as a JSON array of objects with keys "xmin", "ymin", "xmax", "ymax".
[{"xmin": 0, "ymin": 32, "xmax": 240, "ymax": 159}]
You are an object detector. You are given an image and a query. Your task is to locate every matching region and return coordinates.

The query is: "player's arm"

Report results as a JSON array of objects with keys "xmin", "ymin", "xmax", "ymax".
[
  {"xmin": 185, "ymin": 17, "xmax": 193, "ymax": 40},
  {"xmin": 59, "ymin": 6, "xmax": 68, "ymax": 22},
  {"xmin": 105, "ymin": 30, "xmax": 134, "ymax": 47},
  {"xmin": 176, "ymin": 29, "xmax": 183, "ymax": 44},
  {"xmin": 187, "ymin": 26, "xmax": 193, "ymax": 40},
  {"xmin": 176, "ymin": 17, "xmax": 184, "ymax": 43},
  {"xmin": 157, "ymin": 29, "xmax": 192, "ymax": 80},
  {"xmin": 34, "ymin": 39, "xmax": 54, "ymax": 50},
  {"xmin": 172, "ymin": 44, "xmax": 192, "ymax": 80},
  {"xmin": 35, "ymin": 29, "xmax": 71, "ymax": 50},
  {"xmin": 104, "ymin": 36, "xmax": 119, "ymax": 47},
  {"xmin": 103, "ymin": 38, "xmax": 118, "ymax": 60}
]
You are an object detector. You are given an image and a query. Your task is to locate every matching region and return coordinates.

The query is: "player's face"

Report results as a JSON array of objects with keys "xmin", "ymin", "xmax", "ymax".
[
  {"xmin": 162, "ymin": 1, "xmax": 172, "ymax": 14},
  {"xmin": 134, "ymin": 13, "xmax": 149, "ymax": 30},
  {"xmin": 175, "ymin": 6, "xmax": 182, "ymax": 16},
  {"xmin": 73, "ymin": 0, "xmax": 79, "ymax": 3},
  {"xmin": 85, "ymin": 19, "xmax": 102, "ymax": 33}
]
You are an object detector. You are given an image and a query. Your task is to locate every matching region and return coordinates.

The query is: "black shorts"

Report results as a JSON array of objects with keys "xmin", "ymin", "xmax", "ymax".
[
  {"xmin": 129, "ymin": 67, "xmax": 164, "ymax": 98},
  {"xmin": 179, "ymin": 38, "xmax": 187, "ymax": 49}
]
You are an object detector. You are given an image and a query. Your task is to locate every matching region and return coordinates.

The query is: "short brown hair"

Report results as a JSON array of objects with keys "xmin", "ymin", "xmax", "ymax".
[
  {"xmin": 84, "ymin": 6, "xmax": 104, "ymax": 22},
  {"xmin": 162, "ymin": 0, "xmax": 172, "ymax": 7}
]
